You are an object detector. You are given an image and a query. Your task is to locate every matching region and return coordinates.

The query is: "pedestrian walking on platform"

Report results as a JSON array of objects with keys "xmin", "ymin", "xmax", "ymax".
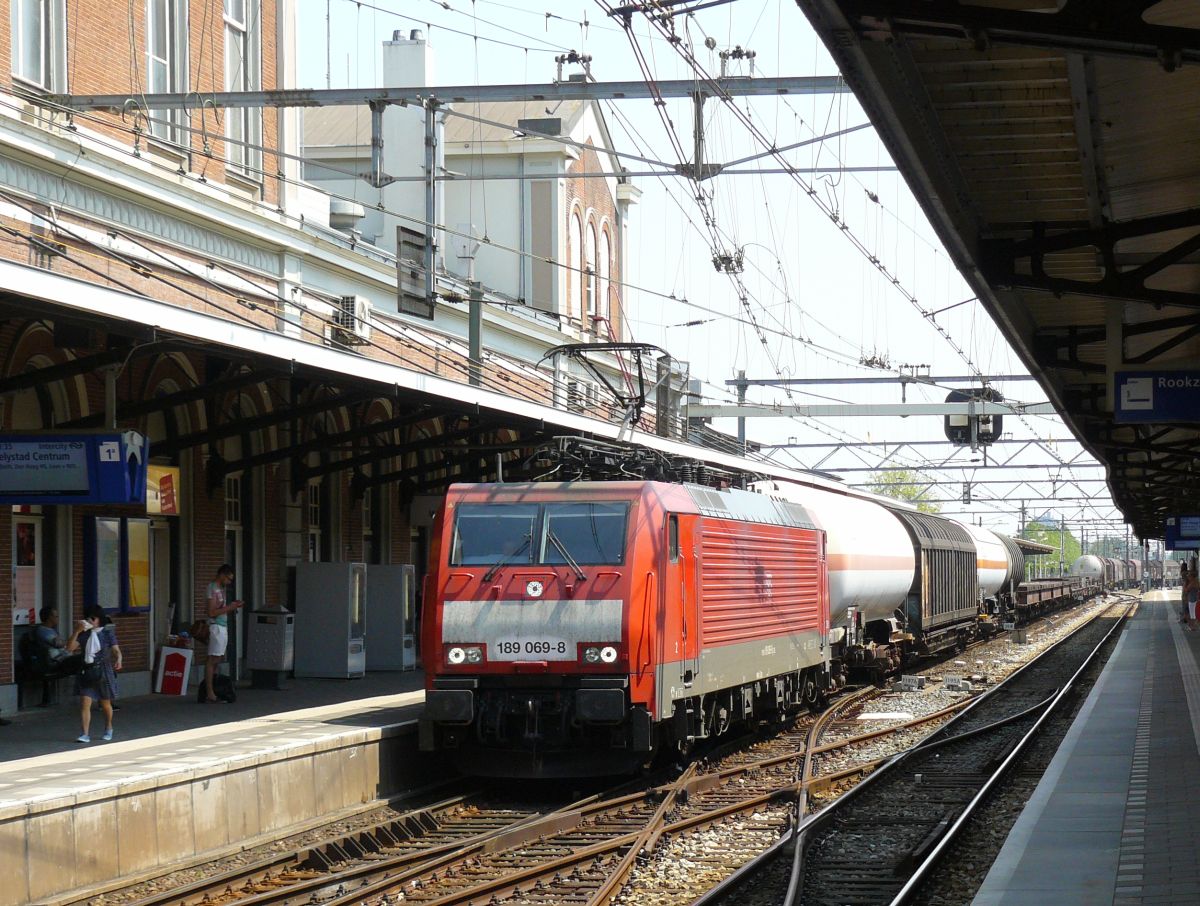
[
  {"xmin": 1185, "ymin": 567, "xmax": 1200, "ymax": 632},
  {"xmin": 68, "ymin": 604, "xmax": 123, "ymax": 742},
  {"xmin": 204, "ymin": 564, "xmax": 243, "ymax": 703},
  {"xmin": 1181, "ymin": 563, "xmax": 1190, "ymax": 623}
]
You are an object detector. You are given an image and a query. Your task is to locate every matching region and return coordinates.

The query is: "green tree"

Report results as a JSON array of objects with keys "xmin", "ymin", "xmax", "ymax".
[
  {"xmin": 1021, "ymin": 521, "xmax": 1081, "ymax": 573},
  {"xmin": 866, "ymin": 469, "xmax": 941, "ymax": 514}
]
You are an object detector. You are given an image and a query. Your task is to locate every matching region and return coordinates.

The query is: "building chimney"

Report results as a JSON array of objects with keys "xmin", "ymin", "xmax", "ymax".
[{"xmin": 383, "ymin": 27, "xmax": 433, "ymax": 88}]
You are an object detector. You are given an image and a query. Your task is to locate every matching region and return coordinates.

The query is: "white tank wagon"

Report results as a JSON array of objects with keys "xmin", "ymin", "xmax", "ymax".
[
  {"xmin": 956, "ymin": 521, "xmax": 1025, "ymax": 606},
  {"xmin": 1069, "ymin": 554, "xmax": 1106, "ymax": 584},
  {"xmin": 751, "ymin": 480, "xmax": 915, "ymax": 633}
]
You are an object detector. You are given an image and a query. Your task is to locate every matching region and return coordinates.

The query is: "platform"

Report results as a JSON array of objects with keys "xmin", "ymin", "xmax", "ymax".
[
  {"xmin": 0, "ymin": 672, "xmax": 429, "ymax": 906},
  {"xmin": 975, "ymin": 590, "xmax": 1200, "ymax": 905}
]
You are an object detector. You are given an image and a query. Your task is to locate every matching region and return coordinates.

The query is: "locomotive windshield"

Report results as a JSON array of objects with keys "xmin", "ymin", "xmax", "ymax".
[
  {"xmin": 450, "ymin": 501, "xmax": 629, "ymax": 566},
  {"xmin": 452, "ymin": 503, "xmax": 538, "ymax": 566},
  {"xmin": 542, "ymin": 503, "xmax": 628, "ymax": 565}
]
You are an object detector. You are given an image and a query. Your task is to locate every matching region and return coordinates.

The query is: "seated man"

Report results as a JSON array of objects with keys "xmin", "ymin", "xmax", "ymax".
[
  {"xmin": 21, "ymin": 607, "xmax": 81, "ymax": 706},
  {"xmin": 35, "ymin": 606, "xmax": 68, "ymax": 664}
]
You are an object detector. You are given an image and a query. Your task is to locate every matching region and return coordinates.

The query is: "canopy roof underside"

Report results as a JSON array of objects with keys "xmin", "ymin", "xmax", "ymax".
[{"xmin": 799, "ymin": 0, "xmax": 1200, "ymax": 538}]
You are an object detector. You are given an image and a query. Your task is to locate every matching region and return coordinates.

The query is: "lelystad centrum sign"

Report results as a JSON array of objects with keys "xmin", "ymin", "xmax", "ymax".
[
  {"xmin": 1114, "ymin": 370, "xmax": 1200, "ymax": 423},
  {"xmin": 0, "ymin": 432, "xmax": 147, "ymax": 504}
]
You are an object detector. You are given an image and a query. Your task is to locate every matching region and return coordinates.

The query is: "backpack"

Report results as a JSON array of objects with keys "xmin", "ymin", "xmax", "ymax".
[{"xmin": 196, "ymin": 673, "xmax": 237, "ymax": 704}]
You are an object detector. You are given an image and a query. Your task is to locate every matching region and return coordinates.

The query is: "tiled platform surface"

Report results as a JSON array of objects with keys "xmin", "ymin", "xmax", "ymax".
[
  {"xmin": 0, "ymin": 671, "xmax": 429, "ymax": 906},
  {"xmin": 975, "ymin": 589, "xmax": 1200, "ymax": 905}
]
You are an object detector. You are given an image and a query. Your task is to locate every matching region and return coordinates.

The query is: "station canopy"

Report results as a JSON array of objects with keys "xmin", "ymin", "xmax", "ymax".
[{"xmin": 798, "ymin": 0, "xmax": 1200, "ymax": 538}]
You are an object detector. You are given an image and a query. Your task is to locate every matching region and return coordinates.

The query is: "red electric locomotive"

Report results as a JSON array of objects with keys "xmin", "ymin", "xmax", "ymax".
[{"xmin": 419, "ymin": 481, "xmax": 832, "ymax": 777}]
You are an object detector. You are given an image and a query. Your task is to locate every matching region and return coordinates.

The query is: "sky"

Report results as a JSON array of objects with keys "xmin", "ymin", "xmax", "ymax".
[{"xmin": 292, "ymin": 0, "xmax": 1132, "ymax": 543}]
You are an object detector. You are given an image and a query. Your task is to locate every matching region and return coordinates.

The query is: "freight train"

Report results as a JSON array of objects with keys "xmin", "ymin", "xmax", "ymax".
[
  {"xmin": 1069, "ymin": 554, "xmax": 1153, "ymax": 590},
  {"xmin": 419, "ymin": 478, "xmax": 1099, "ymax": 777}
]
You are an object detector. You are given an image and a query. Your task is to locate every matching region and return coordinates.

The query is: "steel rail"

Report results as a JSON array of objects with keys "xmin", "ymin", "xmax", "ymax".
[
  {"xmin": 110, "ymin": 789, "xmax": 476, "ymax": 906},
  {"xmin": 584, "ymin": 764, "xmax": 700, "ymax": 906},
  {"xmin": 886, "ymin": 597, "xmax": 1136, "ymax": 904},
  {"xmin": 317, "ymin": 693, "xmax": 892, "ymax": 906},
  {"xmin": 786, "ymin": 597, "xmax": 1134, "ymax": 906},
  {"xmin": 116, "ymin": 779, "xmax": 655, "ymax": 906},
  {"xmin": 220, "ymin": 787, "xmax": 656, "ymax": 906},
  {"xmin": 682, "ymin": 686, "xmax": 884, "ymax": 906},
  {"xmin": 782, "ymin": 685, "xmax": 878, "ymax": 905},
  {"xmin": 684, "ymin": 595, "xmax": 1125, "ymax": 906}
]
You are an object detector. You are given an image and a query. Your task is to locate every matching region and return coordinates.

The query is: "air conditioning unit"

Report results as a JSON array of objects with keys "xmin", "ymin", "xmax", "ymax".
[
  {"xmin": 565, "ymin": 380, "xmax": 602, "ymax": 415},
  {"xmin": 566, "ymin": 379, "xmax": 586, "ymax": 413},
  {"xmin": 332, "ymin": 295, "xmax": 372, "ymax": 345}
]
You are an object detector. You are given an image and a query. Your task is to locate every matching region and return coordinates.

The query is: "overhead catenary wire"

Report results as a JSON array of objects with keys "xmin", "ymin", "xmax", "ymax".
[
  {"xmin": 603, "ymin": 8, "xmax": 933, "ymax": 462},
  {"xmin": 10, "ymin": 93, "xmax": 702, "ymax": 320},
  {"xmin": 592, "ymin": 4, "xmax": 1108, "ymax": 507},
  {"xmin": 24, "ymin": 10, "xmax": 1106, "ymax": 514},
  {"xmin": 0, "ymin": 186, "xmax": 578, "ymax": 410},
  {"xmin": 338, "ymin": 0, "xmax": 567, "ymax": 55},
  {"xmin": 621, "ymin": 3, "xmax": 993, "ymax": 379},
  {"xmin": 12, "ymin": 87, "xmax": 915, "ymax": 397},
  {"xmin": 606, "ymin": 7, "xmax": 1092, "ymax": 481}
]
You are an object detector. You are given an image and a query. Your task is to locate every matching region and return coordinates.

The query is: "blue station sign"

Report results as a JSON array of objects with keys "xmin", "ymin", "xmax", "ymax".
[
  {"xmin": 1165, "ymin": 515, "xmax": 1200, "ymax": 551},
  {"xmin": 0, "ymin": 432, "xmax": 147, "ymax": 505},
  {"xmin": 1115, "ymin": 370, "xmax": 1200, "ymax": 423}
]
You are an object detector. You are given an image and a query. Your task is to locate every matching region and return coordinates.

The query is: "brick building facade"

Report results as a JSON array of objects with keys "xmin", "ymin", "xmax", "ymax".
[{"xmin": 0, "ymin": 5, "xmax": 670, "ymax": 714}]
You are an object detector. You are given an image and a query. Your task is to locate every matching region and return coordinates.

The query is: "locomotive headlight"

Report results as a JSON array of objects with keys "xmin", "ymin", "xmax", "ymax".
[
  {"xmin": 583, "ymin": 646, "xmax": 602, "ymax": 664},
  {"xmin": 447, "ymin": 646, "xmax": 467, "ymax": 665},
  {"xmin": 464, "ymin": 646, "xmax": 483, "ymax": 664},
  {"xmin": 600, "ymin": 646, "xmax": 618, "ymax": 664}
]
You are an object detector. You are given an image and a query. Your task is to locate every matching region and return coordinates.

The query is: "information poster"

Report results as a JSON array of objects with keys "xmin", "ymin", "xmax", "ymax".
[
  {"xmin": 127, "ymin": 519, "xmax": 151, "ymax": 608},
  {"xmin": 94, "ymin": 517, "xmax": 122, "ymax": 611},
  {"xmin": 11, "ymin": 518, "xmax": 39, "ymax": 625},
  {"xmin": 147, "ymin": 465, "xmax": 180, "ymax": 515}
]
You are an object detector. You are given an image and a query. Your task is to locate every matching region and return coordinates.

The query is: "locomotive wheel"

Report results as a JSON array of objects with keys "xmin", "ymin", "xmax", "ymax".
[
  {"xmin": 713, "ymin": 706, "xmax": 730, "ymax": 736},
  {"xmin": 802, "ymin": 677, "xmax": 818, "ymax": 705}
]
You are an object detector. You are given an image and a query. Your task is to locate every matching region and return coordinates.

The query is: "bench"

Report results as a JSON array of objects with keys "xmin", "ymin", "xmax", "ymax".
[{"xmin": 14, "ymin": 626, "xmax": 79, "ymax": 707}]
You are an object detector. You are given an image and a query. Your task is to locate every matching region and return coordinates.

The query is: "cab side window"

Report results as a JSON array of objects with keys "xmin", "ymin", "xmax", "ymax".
[{"xmin": 668, "ymin": 515, "xmax": 679, "ymax": 563}]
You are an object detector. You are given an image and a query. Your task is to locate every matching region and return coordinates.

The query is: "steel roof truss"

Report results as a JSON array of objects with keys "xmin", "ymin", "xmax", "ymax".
[
  {"xmin": 843, "ymin": 0, "xmax": 1200, "ymax": 70},
  {"xmin": 982, "ymin": 209, "xmax": 1200, "ymax": 309},
  {"xmin": 294, "ymin": 417, "xmax": 498, "ymax": 483}
]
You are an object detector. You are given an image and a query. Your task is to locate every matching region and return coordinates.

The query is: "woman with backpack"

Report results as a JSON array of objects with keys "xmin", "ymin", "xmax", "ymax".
[{"xmin": 67, "ymin": 604, "xmax": 123, "ymax": 742}]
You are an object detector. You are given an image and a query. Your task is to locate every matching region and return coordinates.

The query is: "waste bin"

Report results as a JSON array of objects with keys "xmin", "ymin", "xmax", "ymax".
[{"xmin": 247, "ymin": 609, "xmax": 294, "ymax": 689}]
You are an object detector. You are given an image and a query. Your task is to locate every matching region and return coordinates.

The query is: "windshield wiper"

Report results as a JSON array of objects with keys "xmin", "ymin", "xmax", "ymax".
[
  {"xmin": 482, "ymin": 534, "xmax": 531, "ymax": 583},
  {"xmin": 547, "ymin": 531, "xmax": 587, "ymax": 582}
]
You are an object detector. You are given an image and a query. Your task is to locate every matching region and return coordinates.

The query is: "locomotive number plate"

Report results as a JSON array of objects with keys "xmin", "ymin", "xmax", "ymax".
[{"xmin": 492, "ymin": 638, "xmax": 573, "ymax": 661}]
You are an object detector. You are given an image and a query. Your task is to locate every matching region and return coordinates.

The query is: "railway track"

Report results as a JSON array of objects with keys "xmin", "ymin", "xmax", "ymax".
[
  {"xmin": 98, "ymin": 599, "xmax": 1116, "ymax": 906},
  {"xmin": 691, "ymin": 595, "xmax": 1134, "ymax": 906},
  {"xmin": 102, "ymin": 693, "xmax": 943, "ymax": 906}
]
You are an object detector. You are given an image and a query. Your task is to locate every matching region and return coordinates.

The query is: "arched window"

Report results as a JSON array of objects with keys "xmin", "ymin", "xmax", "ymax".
[
  {"xmin": 568, "ymin": 212, "xmax": 583, "ymax": 322},
  {"xmin": 599, "ymin": 228, "xmax": 612, "ymax": 332},
  {"xmin": 585, "ymin": 221, "xmax": 598, "ymax": 329}
]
